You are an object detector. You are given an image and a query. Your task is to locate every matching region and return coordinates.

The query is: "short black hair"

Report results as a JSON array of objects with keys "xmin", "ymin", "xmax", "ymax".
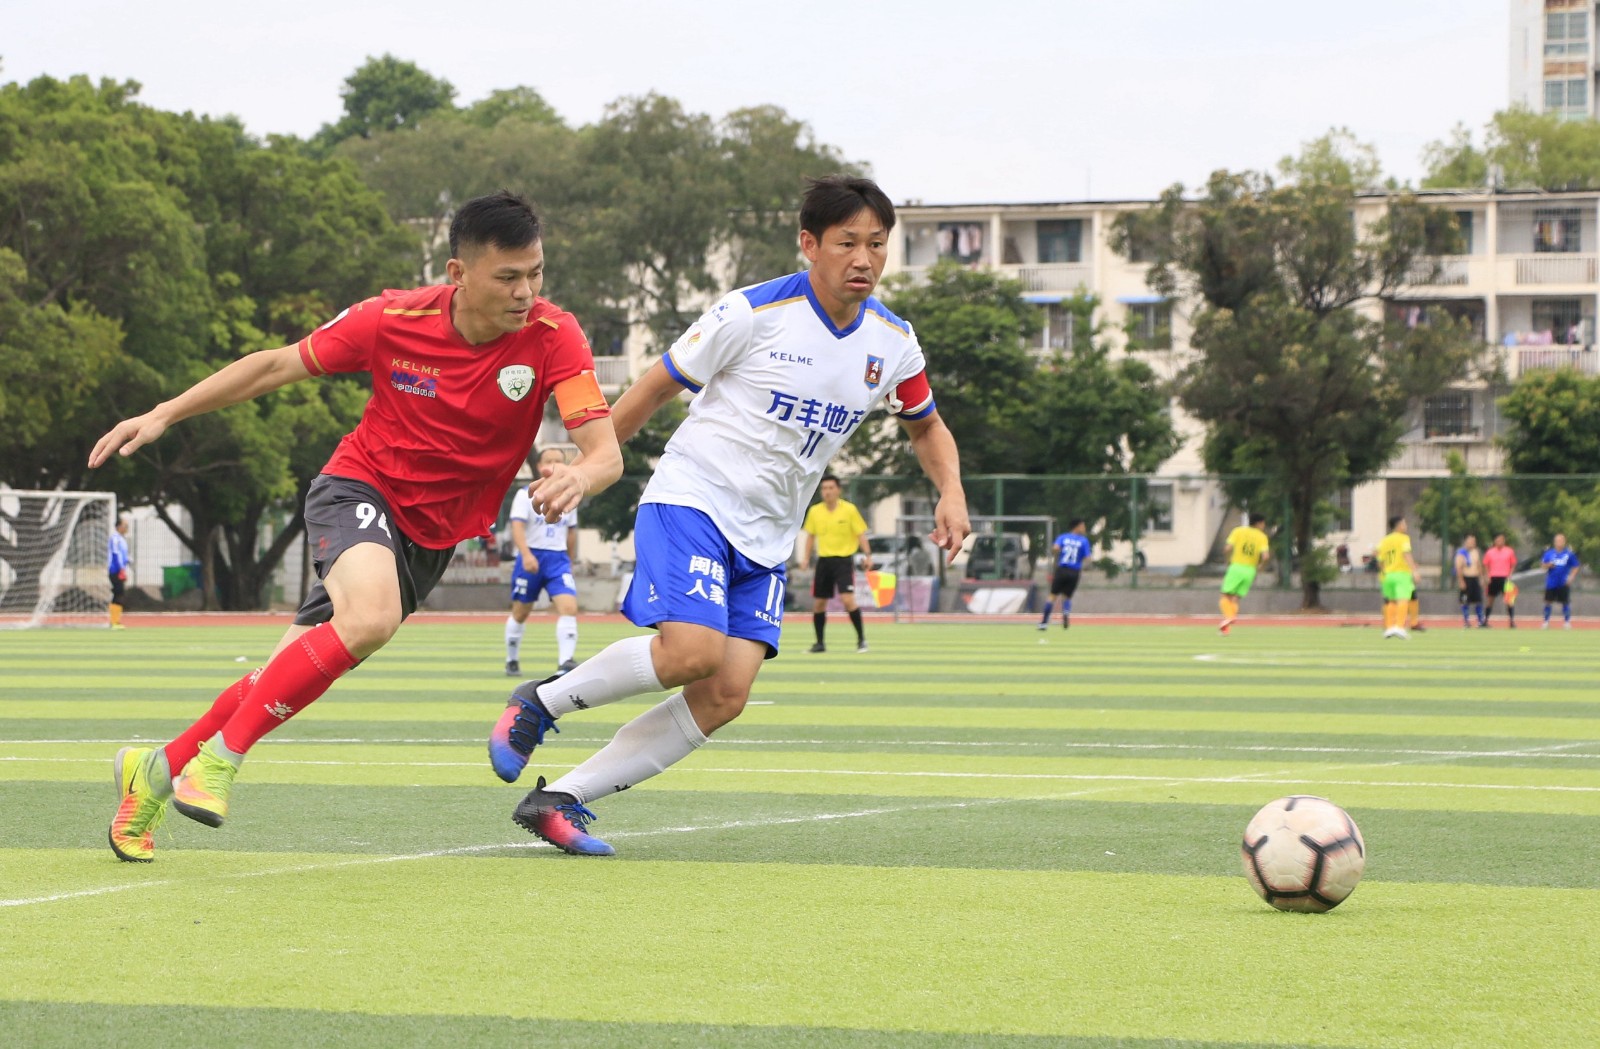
[
  {"xmin": 820, "ymin": 474, "xmax": 841, "ymax": 486},
  {"xmin": 1068, "ymin": 518, "xmax": 1085, "ymax": 530},
  {"xmin": 1248, "ymin": 512, "xmax": 1267, "ymax": 527},
  {"xmin": 1388, "ymin": 515, "xmax": 1405, "ymax": 531},
  {"xmin": 449, "ymin": 190, "xmax": 541, "ymax": 260},
  {"xmin": 800, "ymin": 175, "xmax": 896, "ymax": 240}
]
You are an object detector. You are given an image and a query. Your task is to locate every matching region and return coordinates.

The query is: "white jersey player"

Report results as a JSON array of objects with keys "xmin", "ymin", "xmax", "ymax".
[
  {"xmin": 488, "ymin": 175, "xmax": 970, "ymax": 857},
  {"xmin": 503, "ymin": 448, "xmax": 582, "ymax": 677}
]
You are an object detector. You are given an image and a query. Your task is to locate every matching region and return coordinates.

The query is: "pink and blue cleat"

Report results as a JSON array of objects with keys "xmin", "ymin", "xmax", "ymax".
[
  {"xmin": 512, "ymin": 776, "xmax": 615, "ymax": 856},
  {"xmin": 488, "ymin": 677, "xmax": 561, "ymax": 783}
]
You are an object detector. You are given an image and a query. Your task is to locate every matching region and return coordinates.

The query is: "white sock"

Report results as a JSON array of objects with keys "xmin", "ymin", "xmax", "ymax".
[
  {"xmin": 505, "ymin": 616, "xmax": 525, "ymax": 661},
  {"xmin": 556, "ymin": 615, "xmax": 578, "ymax": 664},
  {"xmin": 547, "ymin": 693, "xmax": 706, "ymax": 804},
  {"xmin": 539, "ymin": 634, "xmax": 662, "ymax": 717}
]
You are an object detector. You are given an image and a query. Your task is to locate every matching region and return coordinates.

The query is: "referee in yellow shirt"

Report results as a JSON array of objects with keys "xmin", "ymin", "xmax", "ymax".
[{"xmin": 800, "ymin": 474, "xmax": 872, "ymax": 653}]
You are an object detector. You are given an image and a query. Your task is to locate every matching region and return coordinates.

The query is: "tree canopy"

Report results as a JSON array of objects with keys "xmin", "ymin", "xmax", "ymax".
[
  {"xmin": 854, "ymin": 263, "xmax": 1179, "ymax": 560},
  {"xmin": 1111, "ymin": 134, "xmax": 1481, "ymax": 606},
  {"xmin": 1422, "ymin": 108, "xmax": 1600, "ymax": 191}
]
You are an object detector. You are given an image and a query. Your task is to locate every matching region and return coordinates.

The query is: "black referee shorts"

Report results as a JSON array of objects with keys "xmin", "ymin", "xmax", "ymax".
[{"xmin": 811, "ymin": 555, "xmax": 857, "ymax": 599}]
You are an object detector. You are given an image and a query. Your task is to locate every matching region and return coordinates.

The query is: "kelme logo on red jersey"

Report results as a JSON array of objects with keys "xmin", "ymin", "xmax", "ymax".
[{"xmin": 498, "ymin": 365, "xmax": 535, "ymax": 402}]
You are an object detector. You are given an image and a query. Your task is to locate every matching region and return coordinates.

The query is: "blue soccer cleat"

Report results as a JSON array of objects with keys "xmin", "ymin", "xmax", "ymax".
[
  {"xmin": 488, "ymin": 677, "xmax": 561, "ymax": 784},
  {"xmin": 512, "ymin": 777, "xmax": 615, "ymax": 856}
]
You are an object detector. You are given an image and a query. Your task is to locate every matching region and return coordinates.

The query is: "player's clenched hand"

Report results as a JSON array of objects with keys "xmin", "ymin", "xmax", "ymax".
[
  {"xmin": 89, "ymin": 413, "xmax": 169, "ymax": 468},
  {"xmin": 929, "ymin": 496, "xmax": 971, "ymax": 566},
  {"xmin": 529, "ymin": 464, "xmax": 591, "ymax": 522}
]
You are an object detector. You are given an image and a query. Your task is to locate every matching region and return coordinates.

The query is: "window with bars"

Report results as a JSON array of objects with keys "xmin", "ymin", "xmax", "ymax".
[
  {"xmin": 1533, "ymin": 208, "xmax": 1583, "ymax": 253},
  {"xmin": 1545, "ymin": 10, "xmax": 1590, "ymax": 56},
  {"xmin": 1126, "ymin": 302, "xmax": 1171, "ymax": 350},
  {"xmin": 1031, "ymin": 303, "xmax": 1077, "ymax": 353},
  {"xmin": 1143, "ymin": 483, "xmax": 1174, "ymax": 534},
  {"xmin": 1423, "ymin": 392, "xmax": 1476, "ymax": 439}
]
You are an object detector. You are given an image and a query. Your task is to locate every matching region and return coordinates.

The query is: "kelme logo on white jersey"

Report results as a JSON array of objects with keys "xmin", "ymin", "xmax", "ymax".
[{"xmin": 497, "ymin": 365, "xmax": 535, "ymax": 402}]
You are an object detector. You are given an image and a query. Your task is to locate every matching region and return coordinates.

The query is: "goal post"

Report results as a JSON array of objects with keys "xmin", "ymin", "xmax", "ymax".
[{"xmin": 0, "ymin": 490, "xmax": 118, "ymax": 629}]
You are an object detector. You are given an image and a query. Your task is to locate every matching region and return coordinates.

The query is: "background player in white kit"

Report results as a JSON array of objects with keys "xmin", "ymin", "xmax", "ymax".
[
  {"xmin": 504, "ymin": 447, "xmax": 582, "ymax": 676},
  {"xmin": 487, "ymin": 174, "xmax": 970, "ymax": 855}
]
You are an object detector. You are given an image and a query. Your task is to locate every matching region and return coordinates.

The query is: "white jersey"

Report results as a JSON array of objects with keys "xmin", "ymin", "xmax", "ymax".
[
  {"xmin": 641, "ymin": 271, "xmax": 934, "ymax": 567},
  {"xmin": 509, "ymin": 488, "xmax": 577, "ymax": 552}
]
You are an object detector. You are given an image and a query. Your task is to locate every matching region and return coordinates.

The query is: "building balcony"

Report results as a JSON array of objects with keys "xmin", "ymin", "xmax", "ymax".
[
  {"xmin": 894, "ymin": 262, "xmax": 1094, "ymax": 295},
  {"xmin": 1511, "ymin": 345, "xmax": 1600, "ymax": 377},
  {"xmin": 1498, "ymin": 253, "xmax": 1600, "ymax": 286},
  {"xmin": 592, "ymin": 355, "xmax": 632, "ymax": 391},
  {"xmin": 1404, "ymin": 256, "xmax": 1478, "ymax": 288},
  {"xmin": 1387, "ymin": 440, "xmax": 1503, "ymax": 474}
]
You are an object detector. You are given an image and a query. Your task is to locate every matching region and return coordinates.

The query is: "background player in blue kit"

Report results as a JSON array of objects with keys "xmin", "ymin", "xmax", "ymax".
[
  {"xmin": 504, "ymin": 447, "xmax": 583, "ymax": 676},
  {"xmin": 1541, "ymin": 533, "xmax": 1581, "ymax": 629},
  {"xmin": 1038, "ymin": 518, "xmax": 1092, "ymax": 630},
  {"xmin": 487, "ymin": 175, "xmax": 970, "ymax": 856}
]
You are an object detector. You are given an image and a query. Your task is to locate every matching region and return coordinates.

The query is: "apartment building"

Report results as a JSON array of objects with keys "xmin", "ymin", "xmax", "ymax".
[
  {"xmin": 1511, "ymin": 0, "xmax": 1598, "ymax": 120},
  {"xmin": 885, "ymin": 189, "xmax": 1600, "ymax": 568}
]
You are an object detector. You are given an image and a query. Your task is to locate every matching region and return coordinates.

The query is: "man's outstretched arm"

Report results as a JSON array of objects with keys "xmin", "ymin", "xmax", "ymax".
[{"xmin": 89, "ymin": 344, "xmax": 312, "ymax": 467}]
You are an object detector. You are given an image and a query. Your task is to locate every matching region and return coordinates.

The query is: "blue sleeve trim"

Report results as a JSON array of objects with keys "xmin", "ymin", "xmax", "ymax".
[{"xmin": 661, "ymin": 350, "xmax": 703, "ymax": 393}]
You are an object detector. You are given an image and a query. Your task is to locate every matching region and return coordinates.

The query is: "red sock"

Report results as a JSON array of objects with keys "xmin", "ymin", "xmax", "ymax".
[
  {"xmin": 164, "ymin": 668, "xmax": 261, "ymax": 773},
  {"xmin": 218, "ymin": 623, "xmax": 358, "ymax": 754}
]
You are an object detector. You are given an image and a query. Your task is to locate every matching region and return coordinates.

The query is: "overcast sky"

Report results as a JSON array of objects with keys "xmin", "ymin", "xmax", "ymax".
[{"xmin": 5, "ymin": 0, "xmax": 1509, "ymax": 204}]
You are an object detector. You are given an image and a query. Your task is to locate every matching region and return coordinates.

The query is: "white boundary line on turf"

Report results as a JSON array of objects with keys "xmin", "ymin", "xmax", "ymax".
[
  {"xmin": 0, "ymin": 793, "xmax": 1087, "ymax": 911},
  {"xmin": 6, "ymin": 755, "xmax": 1599, "ymax": 792},
  {"xmin": 6, "ymin": 739, "xmax": 1600, "ymax": 760}
]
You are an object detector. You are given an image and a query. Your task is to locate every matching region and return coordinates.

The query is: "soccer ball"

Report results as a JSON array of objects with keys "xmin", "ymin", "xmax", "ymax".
[{"xmin": 1240, "ymin": 795, "xmax": 1366, "ymax": 912}]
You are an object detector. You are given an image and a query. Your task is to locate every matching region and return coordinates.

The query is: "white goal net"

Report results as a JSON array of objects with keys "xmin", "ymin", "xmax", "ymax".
[{"xmin": 0, "ymin": 490, "xmax": 117, "ymax": 629}]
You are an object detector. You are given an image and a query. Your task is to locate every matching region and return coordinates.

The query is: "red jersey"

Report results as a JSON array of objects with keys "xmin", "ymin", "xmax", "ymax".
[{"xmin": 297, "ymin": 285, "xmax": 610, "ymax": 549}]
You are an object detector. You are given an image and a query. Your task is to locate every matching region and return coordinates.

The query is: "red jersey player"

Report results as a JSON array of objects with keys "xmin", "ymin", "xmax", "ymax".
[{"xmin": 89, "ymin": 191, "xmax": 622, "ymax": 862}]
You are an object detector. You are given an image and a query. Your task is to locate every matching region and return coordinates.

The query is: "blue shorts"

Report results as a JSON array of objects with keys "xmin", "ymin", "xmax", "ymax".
[
  {"xmin": 510, "ymin": 550, "xmax": 577, "ymax": 604},
  {"xmin": 622, "ymin": 504, "xmax": 786, "ymax": 657}
]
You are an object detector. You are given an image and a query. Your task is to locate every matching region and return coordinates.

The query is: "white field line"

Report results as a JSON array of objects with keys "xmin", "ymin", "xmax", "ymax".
[
  {"xmin": 0, "ymin": 788, "xmax": 1127, "ymax": 911},
  {"xmin": 5, "ymin": 754, "xmax": 1599, "ymax": 792},
  {"xmin": 6, "ymin": 739, "xmax": 1600, "ymax": 760}
]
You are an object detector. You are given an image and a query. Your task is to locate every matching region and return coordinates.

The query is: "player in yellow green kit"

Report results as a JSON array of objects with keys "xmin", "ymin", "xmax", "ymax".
[
  {"xmin": 1219, "ymin": 512, "xmax": 1271, "ymax": 635},
  {"xmin": 1376, "ymin": 515, "xmax": 1419, "ymax": 639}
]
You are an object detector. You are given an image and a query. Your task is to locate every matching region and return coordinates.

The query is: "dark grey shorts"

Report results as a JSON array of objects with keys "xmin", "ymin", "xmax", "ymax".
[{"xmin": 293, "ymin": 474, "xmax": 454, "ymax": 626}]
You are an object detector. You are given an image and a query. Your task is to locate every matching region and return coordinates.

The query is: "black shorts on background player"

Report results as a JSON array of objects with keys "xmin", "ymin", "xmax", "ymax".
[
  {"xmin": 1545, "ymin": 584, "xmax": 1571, "ymax": 604},
  {"xmin": 1050, "ymin": 567, "xmax": 1081, "ymax": 599},
  {"xmin": 1460, "ymin": 577, "xmax": 1482, "ymax": 604},
  {"xmin": 811, "ymin": 555, "xmax": 857, "ymax": 599},
  {"xmin": 1487, "ymin": 577, "xmax": 1508, "ymax": 600}
]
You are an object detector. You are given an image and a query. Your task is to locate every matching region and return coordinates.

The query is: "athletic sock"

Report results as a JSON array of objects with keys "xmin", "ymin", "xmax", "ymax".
[
  {"xmin": 1545, "ymin": 606, "xmax": 1553, "ymax": 624},
  {"xmin": 1219, "ymin": 595, "xmax": 1230, "ymax": 619},
  {"xmin": 848, "ymin": 608, "xmax": 864, "ymax": 643},
  {"xmin": 1475, "ymin": 603, "xmax": 1484, "ymax": 624},
  {"xmin": 812, "ymin": 612, "xmax": 826, "ymax": 645},
  {"xmin": 217, "ymin": 622, "xmax": 358, "ymax": 755},
  {"xmin": 1461, "ymin": 603, "xmax": 1471, "ymax": 626},
  {"xmin": 164, "ymin": 668, "xmax": 261, "ymax": 775},
  {"xmin": 538, "ymin": 634, "xmax": 663, "ymax": 718},
  {"xmin": 545, "ymin": 693, "xmax": 707, "ymax": 805},
  {"xmin": 1039, "ymin": 600, "xmax": 1053, "ymax": 624},
  {"xmin": 505, "ymin": 616, "xmax": 525, "ymax": 662},
  {"xmin": 1408, "ymin": 598, "xmax": 1421, "ymax": 628},
  {"xmin": 109, "ymin": 603, "xmax": 123, "ymax": 627},
  {"xmin": 556, "ymin": 615, "xmax": 578, "ymax": 664},
  {"xmin": 1564, "ymin": 604, "xmax": 1572, "ymax": 623}
]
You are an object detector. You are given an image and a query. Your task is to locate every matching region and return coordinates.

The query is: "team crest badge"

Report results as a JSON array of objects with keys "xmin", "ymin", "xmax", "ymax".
[
  {"xmin": 863, "ymin": 355, "xmax": 884, "ymax": 390},
  {"xmin": 497, "ymin": 364, "xmax": 535, "ymax": 402}
]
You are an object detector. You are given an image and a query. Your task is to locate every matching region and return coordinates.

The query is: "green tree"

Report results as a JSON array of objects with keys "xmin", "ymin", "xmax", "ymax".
[
  {"xmin": 855, "ymin": 267, "xmax": 1177, "ymax": 560},
  {"xmin": 1422, "ymin": 107, "xmax": 1600, "ymax": 190},
  {"xmin": 1499, "ymin": 368, "xmax": 1600, "ymax": 544},
  {"xmin": 1413, "ymin": 452, "xmax": 1517, "ymax": 571},
  {"xmin": 311, "ymin": 55, "xmax": 456, "ymax": 154},
  {"xmin": 1112, "ymin": 134, "xmax": 1481, "ymax": 607},
  {"xmin": 0, "ymin": 75, "xmax": 415, "ymax": 608}
]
